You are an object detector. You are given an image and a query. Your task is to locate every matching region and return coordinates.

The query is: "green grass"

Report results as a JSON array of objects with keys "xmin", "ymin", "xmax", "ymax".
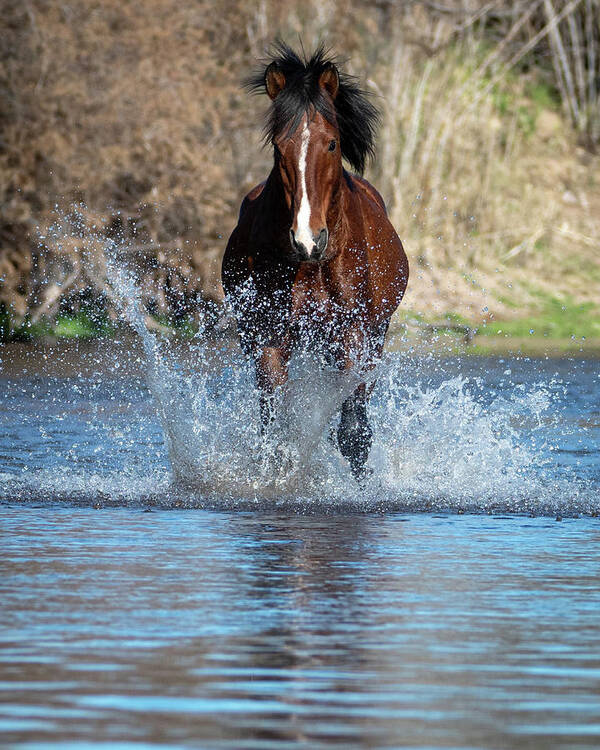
[
  {"xmin": 0, "ymin": 309, "xmax": 115, "ymax": 341},
  {"xmin": 526, "ymin": 80, "xmax": 561, "ymax": 112},
  {"xmin": 481, "ymin": 295, "xmax": 600, "ymax": 341},
  {"xmin": 391, "ymin": 296, "xmax": 600, "ymax": 357},
  {"xmin": 53, "ymin": 313, "xmax": 112, "ymax": 338},
  {"xmin": 0, "ymin": 306, "xmax": 203, "ymax": 342},
  {"xmin": 147, "ymin": 313, "xmax": 199, "ymax": 338},
  {"xmin": 396, "ymin": 298, "xmax": 600, "ymax": 343}
]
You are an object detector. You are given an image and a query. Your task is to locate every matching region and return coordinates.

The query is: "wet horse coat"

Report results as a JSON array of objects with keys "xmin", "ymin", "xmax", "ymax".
[{"xmin": 222, "ymin": 44, "xmax": 408, "ymax": 478}]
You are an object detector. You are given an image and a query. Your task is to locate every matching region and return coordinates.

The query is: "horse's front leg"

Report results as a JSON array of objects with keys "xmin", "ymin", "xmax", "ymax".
[
  {"xmin": 337, "ymin": 382, "xmax": 373, "ymax": 481},
  {"xmin": 255, "ymin": 346, "xmax": 290, "ymax": 431},
  {"xmin": 334, "ymin": 322, "xmax": 387, "ymax": 481}
]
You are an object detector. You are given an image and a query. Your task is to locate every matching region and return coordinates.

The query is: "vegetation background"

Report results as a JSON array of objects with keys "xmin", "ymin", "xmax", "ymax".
[{"xmin": 1, "ymin": 0, "xmax": 599, "ymax": 352}]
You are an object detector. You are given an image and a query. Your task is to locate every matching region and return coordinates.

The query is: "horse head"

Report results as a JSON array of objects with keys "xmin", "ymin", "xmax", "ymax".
[
  {"xmin": 266, "ymin": 62, "xmax": 341, "ymax": 262},
  {"xmin": 247, "ymin": 43, "xmax": 380, "ymax": 264}
]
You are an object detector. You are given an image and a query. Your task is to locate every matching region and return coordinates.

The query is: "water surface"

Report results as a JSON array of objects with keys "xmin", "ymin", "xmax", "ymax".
[
  {"xmin": 1, "ymin": 507, "xmax": 599, "ymax": 749},
  {"xmin": 1, "ymin": 339, "xmax": 599, "ymax": 748},
  {"xmin": 1, "ymin": 340, "xmax": 598, "ymax": 513}
]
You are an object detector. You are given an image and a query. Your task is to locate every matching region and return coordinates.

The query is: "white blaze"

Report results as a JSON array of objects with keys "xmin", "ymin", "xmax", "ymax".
[{"xmin": 295, "ymin": 122, "xmax": 313, "ymax": 254}]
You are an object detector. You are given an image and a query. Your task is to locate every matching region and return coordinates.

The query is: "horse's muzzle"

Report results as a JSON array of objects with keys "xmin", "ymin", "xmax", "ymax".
[{"xmin": 289, "ymin": 227, "xmax": 329, "ymax": 262}]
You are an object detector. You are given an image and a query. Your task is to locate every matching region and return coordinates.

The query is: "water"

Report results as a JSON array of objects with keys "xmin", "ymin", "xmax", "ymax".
[
  {"xmin": 1, "ymin": 509, "xmax": 600, "ymax": 748},
  {"xmin": 1, "ymin": 340, "xmax": 598, "ymax": 514},
  {"xmin": 1, "ymin": 264, "xmax": 599, "ymax": 746}
]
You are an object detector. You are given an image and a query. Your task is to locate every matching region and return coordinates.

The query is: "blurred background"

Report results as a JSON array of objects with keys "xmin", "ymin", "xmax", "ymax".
[{"xmin": 1, "ymin": 0, "xmax": 599, "ymax": 352}]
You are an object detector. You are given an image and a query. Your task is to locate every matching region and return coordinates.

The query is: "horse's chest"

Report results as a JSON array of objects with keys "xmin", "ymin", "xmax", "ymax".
[
  {"xmin": 291, "ymin": 282, "xmax": 329, "ymax": 318},
  {"xmin": 246, "ymin": 260, "xmax": 360, "ymax": 348},
  {"xmin": 289, "ymin": 267, "xmax": 339, "ymax": 325}
]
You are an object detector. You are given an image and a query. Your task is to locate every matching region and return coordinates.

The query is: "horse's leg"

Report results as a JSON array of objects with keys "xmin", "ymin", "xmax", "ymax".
[
  {"xmin": 337, "ymin": 382, "xmax": 373, "ymax": 480},
  {"xmin": 255, "ymin": 346, "xmax": 290, "ymax": 430},
  {"xmin": 335, "ymin": 321, "xmax": 388, "ymax": 480}
]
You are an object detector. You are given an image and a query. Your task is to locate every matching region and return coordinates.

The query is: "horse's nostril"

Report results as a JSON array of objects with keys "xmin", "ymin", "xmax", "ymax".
[
  {"xmin": 314, "ymin": 228, "xmax": 328, "ymax": 254},
  {"xmin": 290, "ymin": 228, "xmax": 327, "ymax": 260}
]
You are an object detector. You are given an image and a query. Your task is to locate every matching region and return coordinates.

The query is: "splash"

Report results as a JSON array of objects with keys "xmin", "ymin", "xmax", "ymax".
[
  {"xmin": 371, "ymin": 368, "xmax": 554, "ymax": 509},
  {"xmin": 1, "ymin": 229, "xmax": 597, "ymax": 515},
  {"xmin": 101, "ymin": 257, "xmax": 596, "ymax": 515},
  {"xmin": 106, "ymin": 257, "xmax": 366, "ymax": 502}
]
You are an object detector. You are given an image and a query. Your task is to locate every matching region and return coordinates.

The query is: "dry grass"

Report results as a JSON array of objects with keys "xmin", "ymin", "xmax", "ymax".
[
  {"xmin": 370, "ymin": 4, "xmax": 600, "ymax": 325},
  {"xmin": 0, "ymin": 0, "xmax": 598, "ymax": 336}
]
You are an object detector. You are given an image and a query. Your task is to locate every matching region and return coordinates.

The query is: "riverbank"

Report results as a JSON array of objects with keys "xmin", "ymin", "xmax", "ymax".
[
  {"xmin": 1, "ymin": 1, "xmax": 598, "ymax": 335},
  {"xmin": 1, "ymin": 319, "xmax": 598, "ymax": 364},
  {"xmin": 394, "ymin": 331, "xmax": 600, "ymax": 358}
]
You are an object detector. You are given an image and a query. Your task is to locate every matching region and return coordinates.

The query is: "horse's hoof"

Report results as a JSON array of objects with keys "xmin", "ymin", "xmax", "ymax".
[{"xmin": 352, "ymin": 463, "xmax": 373, "ymax": 486}]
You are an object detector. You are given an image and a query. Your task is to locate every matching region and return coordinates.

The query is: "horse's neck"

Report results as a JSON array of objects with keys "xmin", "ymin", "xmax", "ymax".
[
  {"xmin": 327, "ymin": 175, "xmax": 348, "ymax": 238},
  {"xmin": 264, "ymin": 171, "xmax": 290, "ymax": 224}
]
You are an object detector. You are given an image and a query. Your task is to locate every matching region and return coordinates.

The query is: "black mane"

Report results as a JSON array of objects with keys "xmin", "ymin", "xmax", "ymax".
[{"xmin": 245, "ymin": 42, "xmax": 380, "ymax": 175}]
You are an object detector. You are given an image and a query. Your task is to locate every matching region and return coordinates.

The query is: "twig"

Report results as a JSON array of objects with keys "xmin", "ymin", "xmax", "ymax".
[
  {"xmin": 501, "ymin": 227, "xmax": 545, "ymax": 261},
  {"xmin": 553, "ymin": 225, "xmax": 599, "ymax": 247},
  {"xmin": 29, "ymin": 269, "xmax": 80, "ymax": 323},
  {"xmin": 567, "ymin": 4, "xmax": 587, "ymax": 112},
  {"xmin": 459, "ymin": 0, "xmax": 543, "ymax": 98},
  {"xmin": 544, "ymin": 0, "xmax": 581, "ymax": 126},
  {"xmin": 585, "ymin": 0, "xmax": 598, "ymax": 141},
  {"xmin": 455, "ymin": 0, "xmax": 584, "ymax": 129},
  {"xmin": 144, "ymin": 316, "xmax": 174, "ymax": 334},
  {"xmin": 400, "ymin": 60, "xmax": 433, "ymax": 182}
]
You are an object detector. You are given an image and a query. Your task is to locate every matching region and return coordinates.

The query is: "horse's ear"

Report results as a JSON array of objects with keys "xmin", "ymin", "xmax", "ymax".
[
  {"xmin": 265, "ymin": 62, "xmax": 286, "ymax": 100},
  {"xmin": 318, "ymin": 63, "xmax": 339, "ymax": 100}
]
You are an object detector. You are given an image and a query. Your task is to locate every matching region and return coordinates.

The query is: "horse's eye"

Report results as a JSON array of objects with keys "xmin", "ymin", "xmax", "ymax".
[{"xmin": 328, "ymin": 140, "xmax": 337, "ymax": 152}]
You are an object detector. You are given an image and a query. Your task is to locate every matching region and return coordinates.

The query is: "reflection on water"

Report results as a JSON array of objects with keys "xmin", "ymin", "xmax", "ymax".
[{"xmin": 1, "ymin": 508, "xmax": 600, "ymax": 748}]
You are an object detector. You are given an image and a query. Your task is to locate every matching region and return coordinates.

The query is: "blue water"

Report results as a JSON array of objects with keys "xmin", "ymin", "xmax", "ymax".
[
  {"xmin": 0, "ymin": 343, "xmax": 598, "ymax": 512},
  {"xmin": 1, "ymin": 508, "xmax": 600, "ymax": 749},
  {"xmin": 1, "ymin": 340, "xmax": 599, "ymax": 748}
]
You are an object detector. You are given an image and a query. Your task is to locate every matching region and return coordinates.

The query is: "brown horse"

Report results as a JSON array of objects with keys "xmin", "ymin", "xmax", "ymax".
[{"xmin": 222, "ymin": 43, "xmax": 408, "ymax": 479}]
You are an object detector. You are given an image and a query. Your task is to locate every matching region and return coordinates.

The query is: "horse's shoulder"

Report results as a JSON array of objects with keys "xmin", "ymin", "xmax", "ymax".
[
  {"xmin": 238, "ymin": 181, "xmax": 267, "ymax": 220},
  {"xmin": 343, "ymin": 171, "xmax": 387, "ymax": 214}
]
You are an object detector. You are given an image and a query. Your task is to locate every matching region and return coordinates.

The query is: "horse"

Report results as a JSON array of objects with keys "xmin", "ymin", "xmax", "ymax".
[{"xmin": 222, "ymin": 43, "xmax": 409, "ymax": 480}]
